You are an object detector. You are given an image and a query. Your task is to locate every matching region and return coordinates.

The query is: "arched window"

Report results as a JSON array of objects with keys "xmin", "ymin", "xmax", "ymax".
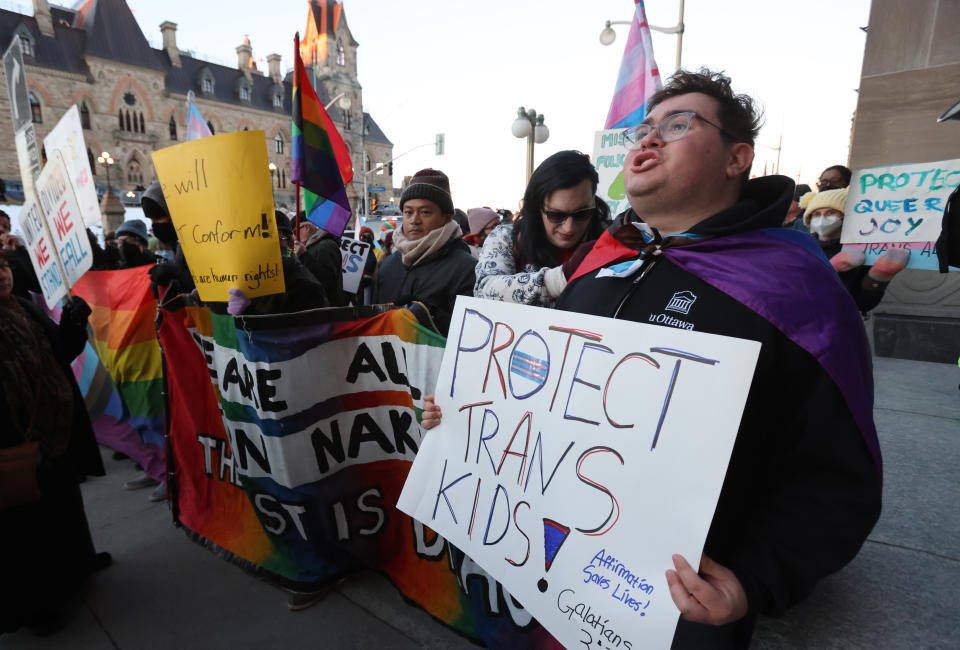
[
  {"xmin": 80, "ymin": 102, "xmax": 91, "ymax": 129},
  {"xmin": 336, "ymin": 38, "xmax": 345, "ymax": 66},
  {"xmin": 169, "ymin": 115, "xmax": 177, "ymax": 140},
  {"xmin": 139, "ymin": 113, "xmax": 145, "ymax": 133},
  {"xmin": 87, "ymin": 148, "xmax": 95, "ymax": 172},
  {"xmin": 272, "ymin": 93, "xmax": 282, "ymax": 109},
  {"xmin": 127, "ymin": 159, "xmax": 143, "ymax": 186},
  {"xmin": 207, "ymin": 120, "xmax": 215, "ymax": 135},
  {"xmin": 29, "ymin": 92, "xmax": 41, "ymax": 123},
  {"xmin": 239, "ymin": 85, "xmax": 250, "ymax": 102},
  {"xmin": 344, "ymin": 112, "xmax": 351, "ymax": 131},
  {"xmin": 275, "ymin": 132, "xmax": 284, "ymax": 154},
  {"xmin": 280, "ymin": 169, "xmax": 285, "ymax": 188},
  {"xmin": 201, "ymin": 77, "xmax": 213, "ymax": 94},
  {"xmin": 125, "ymin": 111, "xmax": 131, "ymax": 132},
  {"xmin": 118, "ymin": 109, "xmax": 123, "ymax": 129},
  {"xmin": 19, "ymin": 34, "xmax": 33, "ymax": 58}
]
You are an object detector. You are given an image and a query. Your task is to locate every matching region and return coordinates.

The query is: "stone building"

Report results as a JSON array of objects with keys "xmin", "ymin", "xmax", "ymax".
[
  {"xmin": 849, "ymin": 0, "xmax": 960, "ymax": 362},
  {"xmin": 0, "ymin": 0, "xmax": 392, "ymax": 216}
]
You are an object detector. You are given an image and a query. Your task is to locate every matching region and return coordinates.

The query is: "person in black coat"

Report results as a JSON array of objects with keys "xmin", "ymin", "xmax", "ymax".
[
  {"xmin": 372, "ymin": 169, "xmax": 476, "ymax": 336},
  {"xmin": 0, "ymin": 250, "xmax": 110, "ymax": 636}
]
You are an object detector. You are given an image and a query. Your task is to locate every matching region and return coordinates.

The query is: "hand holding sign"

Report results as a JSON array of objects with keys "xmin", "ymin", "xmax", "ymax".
[
  {"xmin": 151, "ymin": 131, "xmax": 285, "ymax": 301},
  {"xmin": 398, "ymin": 296, "xmax": 761, "ymax": 649}
]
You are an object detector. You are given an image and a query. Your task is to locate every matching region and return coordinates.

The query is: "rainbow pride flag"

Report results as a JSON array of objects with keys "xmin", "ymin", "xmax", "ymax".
[
  {"xmin": 604, "ymin": 0, "xmax": 663, "ymax": 129},
  {"xmin": 291, "ymin": 32, "xmax": 353, "ymax": 237},
  {"xmin": 158, "ymin": 304, "xmax": 561, "ymax": 647},
  {"xmin": 72, "ymin": 268, "xmax": 166, "ymax": 480}
]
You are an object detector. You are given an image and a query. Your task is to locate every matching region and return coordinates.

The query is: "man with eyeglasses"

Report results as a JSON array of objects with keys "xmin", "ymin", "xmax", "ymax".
[{"xmin": 557, "ymin": 69, "xmax": 880, "ymax": 648}]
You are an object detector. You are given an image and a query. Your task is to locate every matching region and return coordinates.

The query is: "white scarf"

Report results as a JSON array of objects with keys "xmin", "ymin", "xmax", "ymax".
[{"xmin": 394, "ymin": 221, "xmax": 462, "ymax": 267}]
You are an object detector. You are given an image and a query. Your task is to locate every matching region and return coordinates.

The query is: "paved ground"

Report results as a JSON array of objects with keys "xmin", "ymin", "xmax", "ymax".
[{"xmin": 3, "ymin": 357, "xmax": 958, "ymax": 649}]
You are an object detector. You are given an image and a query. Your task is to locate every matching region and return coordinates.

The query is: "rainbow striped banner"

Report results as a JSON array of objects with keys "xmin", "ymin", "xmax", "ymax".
[
  {"xmin": 604, "ymin": 0, "xmax": 663, "ymax": 129},
  {"xmin": 158, "ymin": 304, "xmax": 561, "ymax": 647},
  {"xmin": 72, "ymin": 268, "xmax": 166, "ymax": 480}
]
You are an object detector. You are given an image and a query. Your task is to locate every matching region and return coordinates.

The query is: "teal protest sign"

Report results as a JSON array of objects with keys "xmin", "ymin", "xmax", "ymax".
[{"xmin": 841, "ymin": 159, "xmax": 958, "ymax": 270}]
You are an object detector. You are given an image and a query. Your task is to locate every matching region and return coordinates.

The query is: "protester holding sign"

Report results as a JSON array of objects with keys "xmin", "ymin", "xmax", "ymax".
[
  {"xmin": 474, "ymin": 150, "xmax": 608, "ymax": 307},
  {"xmin": 373, "ymin": 168, "xmax": 475, "ymax": 335},
  {"xmin": 555, "ymin": 69, "xmax": 881, "ymax": 647},
  {"xmin": 227, "ymin": 211, "xmax": 329, "ymax": 316},
  {"xmin": 298, "ymin": 217, "xmax": 345, "ymax": 307},
  {"xmin": 801, "ymin": 187, "xmax": 909, "ymax": 313},
  {"xmin": 0, "ymin": 209, "xmax": 40, "ymax": 298},
  {"xmin": 0, "ymin": 250, "xmax": 110, "ymax": 636}
]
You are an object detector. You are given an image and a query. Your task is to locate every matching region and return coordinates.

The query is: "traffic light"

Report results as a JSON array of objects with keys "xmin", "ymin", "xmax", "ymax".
[{"xmin": 370, "ymin": 198, "xmax": 378, "ymax": 212}]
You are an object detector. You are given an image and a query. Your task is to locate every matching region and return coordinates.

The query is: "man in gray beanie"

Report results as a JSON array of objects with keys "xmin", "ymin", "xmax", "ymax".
[{"xmin": 373, "ymin": 168, "xmax": 475, "ymax": 335}]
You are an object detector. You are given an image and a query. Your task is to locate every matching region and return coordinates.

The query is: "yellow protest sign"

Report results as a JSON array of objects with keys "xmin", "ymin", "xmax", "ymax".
[{"xmin": 151, "ymin": 131, "xmax": 285, "ymax": 302}]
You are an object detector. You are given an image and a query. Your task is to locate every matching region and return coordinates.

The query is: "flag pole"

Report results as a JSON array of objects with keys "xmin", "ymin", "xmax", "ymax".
[
  {"xmin": 293, "ymin": 32, "xmax": 301, "ymax": 238},
  {"xmin": 295, "ymin": 182, "xmax": 301, "ymax": 235}
]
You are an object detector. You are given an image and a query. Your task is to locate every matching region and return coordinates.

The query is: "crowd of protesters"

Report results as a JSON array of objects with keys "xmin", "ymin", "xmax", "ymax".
[{"xmin": 7, "ymin": 66, "xmax": 946, "ymax": 646}]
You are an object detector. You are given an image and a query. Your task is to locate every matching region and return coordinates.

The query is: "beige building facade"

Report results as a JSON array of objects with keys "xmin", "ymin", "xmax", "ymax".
[
  {"xmin": 0, "ymin": 0, "xmax": 392, "ymax": 216},
  {"xmin": 849, "ymin": 0, "xmax": 960, "ymax": 361}
]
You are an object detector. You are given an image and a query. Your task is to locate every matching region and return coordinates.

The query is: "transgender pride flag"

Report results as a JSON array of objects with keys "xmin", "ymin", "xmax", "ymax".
[
  {"xmin": 186, "ymin": 91, "xmax": 212, "ymax": 141},
  {"xmin": 604, "ymin": 0, "xmax": 663, "ymax": 129}
]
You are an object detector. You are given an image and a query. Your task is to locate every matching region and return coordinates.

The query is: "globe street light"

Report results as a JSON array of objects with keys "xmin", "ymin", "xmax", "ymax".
[
  {"xmin": 599, "ymin": 0, "xmax": 686, "ymax": 71},
  {"xmin": 512, "ymin": 107, "xmax": 549, "ymax": 185},
  {"xmin": 96, "ymin": 151, "xmax": 115, "ymax": 195}
]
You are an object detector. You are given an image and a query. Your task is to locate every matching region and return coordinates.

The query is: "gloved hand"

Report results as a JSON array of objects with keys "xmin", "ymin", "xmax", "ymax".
[
  {"xmin": 829, "ymin": 249, "xmax": 866, "ymax": 273},
  {"xmin": 227, "ymin": 288, "xmax": 251, "ymax": 315},
  {"xmin": 149, "ymin": 261, "xmax": 179, "ymax": 287},
  {"xmin": 61, "ymin": 295, "xmax": 92, "ymax": 325},
  {"xmin": 869, "ymin": 247, "xmax": 910, "ymax": 282}
]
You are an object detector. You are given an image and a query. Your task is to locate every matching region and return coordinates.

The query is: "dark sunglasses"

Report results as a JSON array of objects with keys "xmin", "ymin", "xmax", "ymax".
[{"xmin": 543, "ymin": 206, "xmax": 596, "ymax": 225}]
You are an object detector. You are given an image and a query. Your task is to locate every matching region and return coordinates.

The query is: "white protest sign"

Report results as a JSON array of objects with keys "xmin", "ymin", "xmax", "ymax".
[
  {"xmin": 14, "ymin": 122, "xmax": 42, "ymax": 200},
  {"xmin": 842, "ymin": 159, "xmax": 959, "ymax": 246},
  {"xmin": 593, "ymin": 129, "xmax": 630, "ymax": 218},
  {"xmin": 34, "ymin": 157, "xmax": 93, "ymax": 287},
  {"xmin": 43, "ymin": 105, "xmax": 102, "ymax": 228},
  {"xmin": 398, "ymin": 296, "xmax": 761, "ymax": 650},
  {"xmin": 17, "ymin": 196, "xmax": 67, "ymax": 308},
  {"xmin": 340, "ymin": 237, "xmax": 371, "ymax": 294}
]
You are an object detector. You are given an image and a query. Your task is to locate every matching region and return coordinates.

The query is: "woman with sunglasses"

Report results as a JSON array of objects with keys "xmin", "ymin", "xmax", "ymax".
[{"xmin": 475, "ymin": 150, "xmax": 609, "ymax": 306}]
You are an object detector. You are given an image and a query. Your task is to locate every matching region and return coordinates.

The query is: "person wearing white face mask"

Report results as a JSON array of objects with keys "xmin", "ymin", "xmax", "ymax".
[{"xmin": 800, "ymin": 187, "xmax": 909, "ymax": 313}]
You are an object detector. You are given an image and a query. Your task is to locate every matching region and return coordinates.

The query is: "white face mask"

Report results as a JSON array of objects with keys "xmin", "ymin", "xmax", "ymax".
[{"xmin": 810, "ymin": 215, "xmax": 842, "ymax": 237}]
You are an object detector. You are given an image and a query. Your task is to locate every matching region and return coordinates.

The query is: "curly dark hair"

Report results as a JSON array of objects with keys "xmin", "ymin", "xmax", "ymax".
[
  {"xmin": 647, "ymin": 68, "xmax": 763, "ymax": 148},
  {"xmin": 512, "ymin": 150, "xmax": 609, "ymax": 269}
]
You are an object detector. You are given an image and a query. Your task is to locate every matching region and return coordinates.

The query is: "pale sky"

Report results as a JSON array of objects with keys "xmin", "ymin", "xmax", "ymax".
[{"xmin": 126, "ymin": 0, "xmax": 870, "ymax": 210}]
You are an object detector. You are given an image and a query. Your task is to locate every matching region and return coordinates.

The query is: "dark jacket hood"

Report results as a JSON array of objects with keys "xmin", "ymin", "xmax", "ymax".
[
  {"xmin": 141, "ymin": 181, "xmax": 169, "ymax": 222},
  {"xmin": 614, "ymin": 174, "xmax": 796, "ymax": 238}
]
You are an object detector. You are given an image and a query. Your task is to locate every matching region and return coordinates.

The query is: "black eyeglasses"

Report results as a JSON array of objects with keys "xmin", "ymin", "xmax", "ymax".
[
  {"xmin": 817, "ymin": 178, "xmax": 845, "ymax": 190},
  {"xmin": 623, "ymin": 111, "xmax": 741, "ymax": 149},
  {"xmin": 542, "ymin": 206, "xmax": 597, "ymax": 225}
]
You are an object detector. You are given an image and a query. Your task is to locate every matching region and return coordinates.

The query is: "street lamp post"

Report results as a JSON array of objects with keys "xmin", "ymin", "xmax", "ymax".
[
  {"xmin": 511, "ymin": 107, "xmax": 550, "ymax": 185},
  {"xmin": 599, "ymin": 0, "xmax": 686, "ymax": 70},
  {"xmin": 96, "ymin": 151, "xmax": 115, "ymax": 195}
]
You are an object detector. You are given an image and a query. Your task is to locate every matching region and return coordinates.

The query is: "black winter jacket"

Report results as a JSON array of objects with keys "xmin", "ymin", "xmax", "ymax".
[
  {"xmin": 557, "ymin": 176, "xmax": 881, "ymax": 649},
  {"xmin": 372, "ymin": 237, "xmax": 476, "ymax": 336}
]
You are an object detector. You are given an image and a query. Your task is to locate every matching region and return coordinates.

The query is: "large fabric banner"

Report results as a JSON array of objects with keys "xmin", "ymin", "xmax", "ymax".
[
  {"xmin": 159, "ymin": 303, "xmax": 565, "ymax": 647},
  {"xmin": 71, "ymin": 268, "xmax": 166, "ymax": 480}
]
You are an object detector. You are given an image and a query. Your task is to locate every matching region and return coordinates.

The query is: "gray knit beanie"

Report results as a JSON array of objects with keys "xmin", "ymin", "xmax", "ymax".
[{"xmin": 399, "ymin": 168, "xmax": 454, "ymax": 215}]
